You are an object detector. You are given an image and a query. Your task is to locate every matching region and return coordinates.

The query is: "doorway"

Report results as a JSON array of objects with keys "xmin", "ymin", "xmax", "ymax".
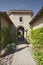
[{"xmin": 17, "ymin": 26, "xmax": 24, "ymax": 41}]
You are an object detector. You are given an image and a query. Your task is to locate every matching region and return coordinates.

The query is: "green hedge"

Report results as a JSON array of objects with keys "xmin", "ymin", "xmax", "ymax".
[
  {"xmin": 33, "ymin": 48, "xmax": 43, "ymax": 65},
  {"xmin": 30, "ymin": 27, "xmax": 43, "ymax": 65},
  {"xmin": 30, "ymin": 27, "xmax": 43, "ymax": 47}
]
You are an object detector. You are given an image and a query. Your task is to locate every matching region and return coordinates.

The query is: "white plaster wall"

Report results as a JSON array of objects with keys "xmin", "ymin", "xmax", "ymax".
[{"xmin": 9, "ymin": 14, "xmax": 32, "ymax": 30}]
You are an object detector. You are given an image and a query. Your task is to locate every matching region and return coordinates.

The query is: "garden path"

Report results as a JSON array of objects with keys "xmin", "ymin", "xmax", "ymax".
[{"xmin": 12, "ymin": 43, "xmax": 36, "ymax": 65}]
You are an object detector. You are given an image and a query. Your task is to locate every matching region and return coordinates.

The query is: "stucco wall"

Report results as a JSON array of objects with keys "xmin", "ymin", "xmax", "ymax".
[
  {"xmin": 32, "ymin": 16, "xmax": 43, "ymax": 29},
  {"xmin": 9, "ymin": 14, "xmax": 32, "ymax": 30},
  {"xmin": 9, "ymin": 14, "xmax": 32, "ymax": 40}
]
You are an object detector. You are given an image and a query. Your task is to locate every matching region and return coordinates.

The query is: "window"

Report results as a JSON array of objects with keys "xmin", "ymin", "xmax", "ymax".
[{"xmin": 20, "ymin": 17, "xmax": 22, "ymax": 22}]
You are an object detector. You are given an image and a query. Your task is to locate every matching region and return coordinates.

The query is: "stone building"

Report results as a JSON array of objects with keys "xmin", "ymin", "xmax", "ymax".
[
  {"xmin": 0, "ymin": 7, "xmax": 43, "ymax": 42},
  {"xmin": 8, "ymin": 10, "xmax": 33, "ymax": 41}
]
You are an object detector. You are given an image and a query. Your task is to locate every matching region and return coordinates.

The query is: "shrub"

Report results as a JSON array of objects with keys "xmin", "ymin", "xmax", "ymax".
[
  {"xmin": 0, "ymin": 27, "xmax": 10, "ymax": 50},
  {"xmin": 0, "ymin": 27, "xmax": 2, "ymax": 50},
  {"xmin": 30, "ymin": 27, "xmax": 43, "ymax": 48},
  {"xmin": 6, "ymin": 43, "xmax": 16, "ymax": 49},
  {"xmin": 5, "ymin": 43, "xmax": 16, "ymax": 53},
  {"xmin": 29, "ymin": 27, "xmax": 43, "ymax": 65},
  {"xmin": 0, "ymin": 27, "xmax": 17, "ymax": 52},
  {"xmin": 33, "ymin": 48, "xmax": 43, "ymax": 65}
]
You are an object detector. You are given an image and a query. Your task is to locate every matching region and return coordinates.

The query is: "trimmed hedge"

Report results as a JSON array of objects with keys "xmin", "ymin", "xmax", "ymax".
[
  {"xmin": 30, "ymin": 27, "xmax": 43, "ymax": 65},
  {"xmin": 30, "ymin": 27, "xmax": 43, "ymax": 48},
  {"xmin": 33, "ymin": 48, "xmax": 43, "ymax": 65}
]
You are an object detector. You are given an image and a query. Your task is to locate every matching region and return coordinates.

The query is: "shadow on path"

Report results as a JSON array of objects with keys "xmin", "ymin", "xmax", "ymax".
[
  {"xmin": 0, "ymin": 44, "xmax": 29, "ymax": 57},
  {"xmin": 15, "ymin": 45, "xmax": 28, "ymax": 53}
]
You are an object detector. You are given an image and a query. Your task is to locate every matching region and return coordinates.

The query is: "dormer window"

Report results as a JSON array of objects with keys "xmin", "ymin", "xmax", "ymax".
[{"xmin": 20, "ymin": 17, "xmax": 22, "ymax": 22}]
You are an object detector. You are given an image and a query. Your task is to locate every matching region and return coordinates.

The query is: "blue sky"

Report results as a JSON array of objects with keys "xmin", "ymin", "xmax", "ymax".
[{"xmin": 0, "ymin": 0, "xmax": 43, "ymax": 15}]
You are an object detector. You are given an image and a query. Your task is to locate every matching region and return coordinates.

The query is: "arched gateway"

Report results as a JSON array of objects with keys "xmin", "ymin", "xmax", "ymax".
[
  {"xmin": 9, "ymin": 10, "xmax": 34, "ymax": 42},
  {"xmin": 17, "ymin": 26, "xmax": 24, "ymax": 41}
]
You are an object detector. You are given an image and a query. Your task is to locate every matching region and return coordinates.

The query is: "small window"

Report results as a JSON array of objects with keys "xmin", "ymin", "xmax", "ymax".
[{"xmin": 20, "ymin": 17, "xmax": 22, "ymax": 22}]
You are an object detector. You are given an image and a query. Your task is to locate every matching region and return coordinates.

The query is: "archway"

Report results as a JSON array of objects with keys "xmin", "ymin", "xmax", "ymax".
[{"xmin": 17, "ymin": 26, "xmax": 24, "ymax": 41}]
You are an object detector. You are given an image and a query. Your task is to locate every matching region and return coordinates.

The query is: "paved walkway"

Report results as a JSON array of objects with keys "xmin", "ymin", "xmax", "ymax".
[{"xmin": 12, "ymin": 43, "xmax": 36, "ymax": 65}]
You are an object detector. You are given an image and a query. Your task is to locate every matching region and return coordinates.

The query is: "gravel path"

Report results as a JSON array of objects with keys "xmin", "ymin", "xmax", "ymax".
[
  {"xmin": 0, "ymin": 54, "xmax": 13, "ymax": 65},
  {"xmin": 12, "ymin": 44, "xmax": 36, "ymax": 65}
]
